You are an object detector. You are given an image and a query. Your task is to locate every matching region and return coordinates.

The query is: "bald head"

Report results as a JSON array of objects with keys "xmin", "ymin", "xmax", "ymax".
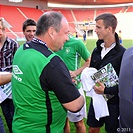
[
  {"xmin": 36, "ymin": 11, "xmax": 67, "ymax": 36},
  {"xmin": 35, "ymin": 11, "xmax": 70, "ymax": 52}
]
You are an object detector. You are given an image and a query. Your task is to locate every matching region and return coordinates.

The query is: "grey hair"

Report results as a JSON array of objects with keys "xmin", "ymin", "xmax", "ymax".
[
  {"xmin": 36, "ymin": 11, "xmax": 64, "ymax": 36},
  {"xmin": 95, "ymin": 13, "xmax": 117, "ymax": 33}
]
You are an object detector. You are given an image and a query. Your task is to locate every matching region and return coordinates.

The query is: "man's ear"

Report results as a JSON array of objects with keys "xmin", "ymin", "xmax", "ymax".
[
  {"xmin": 108, "ymin": 26, "xmax": 112, "ymax": 33},
  {"xmin": 48, "ymin": 27, "xmax": 56, "ymax": 39}
]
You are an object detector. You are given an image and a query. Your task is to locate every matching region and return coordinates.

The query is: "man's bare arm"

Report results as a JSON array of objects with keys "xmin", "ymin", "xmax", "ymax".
[
  {"xmin": 69, "ymin": 57, "xmax": 91, "ymax": 78},
  {"xmin": 0, "ymin": 72, "xmax": 12, "ymax": 85},
  {"xmin": 62, "ymin": 95, "xmax": 85, "ymax": 112}
]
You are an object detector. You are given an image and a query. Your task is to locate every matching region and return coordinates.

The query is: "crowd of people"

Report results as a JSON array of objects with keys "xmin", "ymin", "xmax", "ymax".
[{"xmin": 0, "ymin": 11, "xmax": 132, "ymax": 133}]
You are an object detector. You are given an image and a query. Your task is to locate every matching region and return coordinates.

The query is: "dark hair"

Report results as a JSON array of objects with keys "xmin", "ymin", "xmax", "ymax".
[
  {"xmin": 22, "ymin": 19, "xmax": 36, "ymax": 31},
  {"xmin": 95, "ymin": 13, "xmax": 117, "ymax": 33},
  {"xmin": 36, "ymin": 11, "xmax": 64, "ymax": 36}
]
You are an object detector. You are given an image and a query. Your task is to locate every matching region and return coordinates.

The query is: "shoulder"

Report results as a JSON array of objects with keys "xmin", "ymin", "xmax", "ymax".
[
  {"xmin": 71, "ymin": 37, "xmax": 85, "ymax": 46},
  {"xmin": 125, "ymin": 46, "xmax": 133, "ymax": 54},
  {"xmin": 114, "ymin": 41, "xmax": 126, "ymax": 53},
  {"xmin": 50, "ymin": 55, "xmax": 63, "ymax": 64},
  {"xmin": 117, "ymin": 45, "xmax": 126, "ymax": 53},
  {"xmin": 122, "ymin": 47, "xmax": 133, "ymax": 60},
  {"xmin": 66, "ymin": 36, "xmax": 85, "ymax": 48},
  {"xmin": 6, "ymin": 37, "xmax": 20, "ymax": 47},
  {"xmin": 49, "ymin": 56, "xmax": 69, "ymax": 73},
  {"xmin": 7, "ymin": 37, "xmax": 18, "ymax": 44}
]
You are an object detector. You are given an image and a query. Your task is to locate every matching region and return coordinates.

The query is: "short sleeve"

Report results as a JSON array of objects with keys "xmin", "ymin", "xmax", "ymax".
[{"xmin": 40, "ymin": 56, "xmax": 80, "ymax": 103}]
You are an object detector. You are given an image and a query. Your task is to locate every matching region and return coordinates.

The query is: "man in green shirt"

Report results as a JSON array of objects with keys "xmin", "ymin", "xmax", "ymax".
[
  {"xmin": 12, "ymin": 11, "xmax": 85, "ymax": 133},
  {"xmin": 56, "ymin": 34, "xmax": 90, "ymax": 133}
]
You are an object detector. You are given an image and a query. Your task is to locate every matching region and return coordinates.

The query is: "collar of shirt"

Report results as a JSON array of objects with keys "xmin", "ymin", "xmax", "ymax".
[
  {"xmin": 101, "ymin": 42, "xmax": 116, "ymax": 59},
  {"xmin": 32, "ymin": 38, "xmax": 47, "ymax": 48}
]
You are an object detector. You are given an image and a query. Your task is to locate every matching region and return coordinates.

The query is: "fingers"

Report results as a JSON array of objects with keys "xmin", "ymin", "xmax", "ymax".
[
  {"xmin": 96, "ymin": 81, "xmax": 105, "ymax": 88},
  {"xmin": 93, "ymin": 81, "xmax": 105, "ymax": 94}
]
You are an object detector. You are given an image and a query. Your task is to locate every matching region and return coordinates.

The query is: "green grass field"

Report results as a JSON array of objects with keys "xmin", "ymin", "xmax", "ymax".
[{"xmin": 1, "ymin": 38, "xmax": 132, "ymax": 133}]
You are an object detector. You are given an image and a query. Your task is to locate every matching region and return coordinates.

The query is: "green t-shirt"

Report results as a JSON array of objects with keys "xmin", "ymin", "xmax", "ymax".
[
  {"xmin": 56, "ymin": 35, "xmax": 90, "ymax": 89},
  {"xmin": 12, "ymin": 44, "xmax": 66, "ymax": 133}
]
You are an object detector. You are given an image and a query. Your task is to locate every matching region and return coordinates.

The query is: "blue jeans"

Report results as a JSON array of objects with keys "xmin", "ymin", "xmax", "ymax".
[
  {"xmin": 1, "ymin": 98, "xmax": 14, "ymax": 133},
  {"xmin": 0, "ymin": 116, "xmax": 6, "ymax": 133}
]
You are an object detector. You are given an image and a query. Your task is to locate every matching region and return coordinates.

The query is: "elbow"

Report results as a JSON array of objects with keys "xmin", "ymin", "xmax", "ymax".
[
  {"xmin": 69, "ymin": 105, "xmax": 83, "ymax": 113},
  {"xmin": 64, "ymin": 95, "xmax": 85, "ymax": 113},
  {"xmin": 71, "ymin": 96, "xmax": 85, "ymax": 112}
]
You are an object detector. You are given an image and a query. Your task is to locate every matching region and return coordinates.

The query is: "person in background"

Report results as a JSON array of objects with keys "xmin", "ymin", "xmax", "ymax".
[
  {"xmin": 22, "ymin": 18, "xmax": 36, "ymax": 42},
  {"xmin": 0, "ymin": 18, "xmax": 19, "ymax": 133},
  {"xmin": 119, "ymin": 47, "xmax": 133, "ymax": 133},
  {"xmin": 56, "ymin": 34, "xmax": 90, "ymax": 133},
  {"xmin": 12, "ymin": 11, "xmax": 85, "ymax": 133},
  {"xmin": 75, "ymin": 32, "xmax": 78, "ymax": 38},
  {"xmin": 86, "ymin": 13, "xmax": 125, "ymax": 133},
  {"xmin": 83, "ymin": 30, "xmax": 86, "ymax": 43},
  {"xmin": 118, "ymin": 30, "xmax": 122, "ymax": 45},
  {"xmin": 0, "ymin": 72, "xmax": 11, "ymax": 133}
]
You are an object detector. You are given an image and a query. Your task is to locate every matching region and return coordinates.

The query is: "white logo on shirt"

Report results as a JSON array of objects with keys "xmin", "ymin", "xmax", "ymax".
[
  {"xmin": 12, "ymin": 65, "xmax": 23, "ymax": 82},
  {"xmin": 13, "ymin": 65, "xmax": 23, "ymax": 74}
]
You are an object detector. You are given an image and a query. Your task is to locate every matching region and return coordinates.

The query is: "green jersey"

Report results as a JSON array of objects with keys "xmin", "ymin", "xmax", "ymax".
[
  {"xmin": 56, "ymin": 35, "xmax": 90, "ymax": 89},
  {"xmin": 12, "ymin": 43, "xmax": 67, "ymax": 133}
]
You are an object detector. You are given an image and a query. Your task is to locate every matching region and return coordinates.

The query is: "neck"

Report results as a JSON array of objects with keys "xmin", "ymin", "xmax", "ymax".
[
  {"xmin": 36, "ymin": 35, "xmax": 53, "ymax": 51},
  {"xmin": 104, "ymin": 35, "xmax": 115, "ymax": 48},
  {"xmin": 104, "ymin": 41, "xmax": 115, "ymax": 48}
]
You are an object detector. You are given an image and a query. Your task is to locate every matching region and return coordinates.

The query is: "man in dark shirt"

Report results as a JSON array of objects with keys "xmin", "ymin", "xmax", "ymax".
[{"xmin": 86, "ymin": 13, "xmax": 126, "ymax": 133}]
